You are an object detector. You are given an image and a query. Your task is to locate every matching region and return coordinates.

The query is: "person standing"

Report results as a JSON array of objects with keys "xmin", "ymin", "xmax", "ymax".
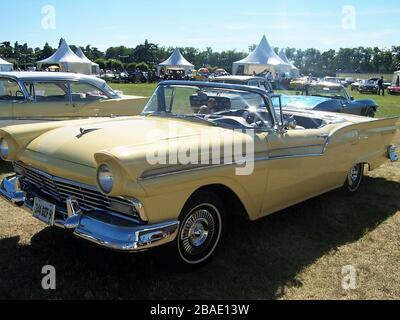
[{"xmin": 378, "ymin": 76, "xmax": 385, "ymax": 96}]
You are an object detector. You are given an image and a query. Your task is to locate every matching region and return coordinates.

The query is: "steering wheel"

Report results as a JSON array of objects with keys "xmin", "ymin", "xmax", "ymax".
[
  {"xmin": 242, "ymin": 110, "xmax": 264, "ymax": 128},
  {"xmin": 15, "ymin": 90, "xmax": 24, "ymax": 98}
]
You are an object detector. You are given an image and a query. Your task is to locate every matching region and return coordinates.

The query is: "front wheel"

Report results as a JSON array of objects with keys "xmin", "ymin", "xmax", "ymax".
[
  {"xmin": 343, "ymin": 164, "xmax": 364, "ymax": 194},
  {"xmin": 366, "ymin": 108, "xmax": 375, "ymax": 118},
  {"xmin": 164, "ymin": 191, "xmax": 225, "ymax": 269}
]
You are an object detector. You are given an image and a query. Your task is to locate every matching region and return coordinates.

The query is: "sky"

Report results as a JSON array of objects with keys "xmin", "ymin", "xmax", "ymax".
[{"xmin": 1, "ymin": 0, "xmax": 399, "ymax": 52}]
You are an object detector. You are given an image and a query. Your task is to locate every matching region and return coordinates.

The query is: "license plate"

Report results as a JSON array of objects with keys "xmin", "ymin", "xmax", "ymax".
[{"xmin": 32, "ymin": 198, "xmax": 56, "ymax": 226}]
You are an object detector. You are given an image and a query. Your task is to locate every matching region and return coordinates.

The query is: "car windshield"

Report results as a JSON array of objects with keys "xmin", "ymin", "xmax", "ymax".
[
  {"xmin": 102, "ymin": 83, "xmax": 118, "ymax": 97},
  {"xmin": 271, "ymin": 95, "xmax": 328, "ymax": 110},
  {"xmin": 305, "ymin": 85, "xmax": 347, "ymax": 99},
  {"xmin": 142, "ymin": 84, "xmax": 273, "ymax": 128}
]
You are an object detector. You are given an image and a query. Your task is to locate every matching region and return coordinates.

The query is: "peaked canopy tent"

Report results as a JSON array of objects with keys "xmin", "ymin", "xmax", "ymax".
[
  {"xmin": 37, "ymin": 39, "xmax": 92, "ymax": 75},
  {"xmin": 0, "ymin": 57, "xmax": 13, "ymax": 72},
  {"xmin": 75, "ymin": 48, "xmax": 100, "ymax": 75},
  {"xmin": 157, "ymin": 48, "xmax": 194, "ymax": 76},
  {"xmin": 279, "ymin": 49, "xmax": 300, "ymax": 78},
  {"xmin": 233, "ymin": 35, "xmax": 291, "ymax": 76}
]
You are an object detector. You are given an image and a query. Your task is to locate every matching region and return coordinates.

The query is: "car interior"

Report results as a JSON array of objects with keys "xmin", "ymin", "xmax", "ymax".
[{"xmin": 189, "ymin": 91, "xmax": 328, "ymax": 130}]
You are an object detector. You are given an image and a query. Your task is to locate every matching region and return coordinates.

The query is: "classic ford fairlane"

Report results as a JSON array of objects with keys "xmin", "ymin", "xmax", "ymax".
[
  {"xmin": 0, "ymin": 81, "xmax": 398, "ymax": 267},
  {"xmin": 0, "ymin": 72, "xmax": 147, "ymax": 127}
]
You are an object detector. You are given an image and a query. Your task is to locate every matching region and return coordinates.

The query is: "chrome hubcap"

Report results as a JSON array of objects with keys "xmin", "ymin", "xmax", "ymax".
[
  {"xmin": 181, "ymin": 209, "xmax": 215, "ymax": 255},
  {"xmin": 348, "ymin": 166, "xmax": 359, "ymax": 184}
]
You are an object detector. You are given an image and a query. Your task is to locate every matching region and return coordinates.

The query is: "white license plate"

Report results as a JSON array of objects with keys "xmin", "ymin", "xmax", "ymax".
[{"xmin": 32, "ymin": 198, "xmax": 56, "ymax": 226}]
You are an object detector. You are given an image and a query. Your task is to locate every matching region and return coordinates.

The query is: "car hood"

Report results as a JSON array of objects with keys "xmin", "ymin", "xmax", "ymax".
[{"xmin": 25, "ymin": 116, "xmax": 230, "ymax": 168}]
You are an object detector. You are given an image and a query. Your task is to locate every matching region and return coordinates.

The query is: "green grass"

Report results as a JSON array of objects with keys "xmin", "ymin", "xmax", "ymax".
[
  {"xmin": 109, "ymin": 83, "xmax": 400, "ymax": 118},
  {"xmin": 111, "ymin": 83, "xmax": 157, "ymax": 97}
]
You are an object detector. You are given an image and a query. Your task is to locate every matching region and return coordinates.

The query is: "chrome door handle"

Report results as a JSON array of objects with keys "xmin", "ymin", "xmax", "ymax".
[{"xmin": 317, "ymin": 133, "xmax": 329, "ymax": 138}]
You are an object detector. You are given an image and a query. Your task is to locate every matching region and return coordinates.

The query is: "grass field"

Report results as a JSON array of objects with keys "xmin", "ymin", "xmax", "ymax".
[{"xmin": 0, "ymin": 83, "xmax": 399, "ymax": 300}]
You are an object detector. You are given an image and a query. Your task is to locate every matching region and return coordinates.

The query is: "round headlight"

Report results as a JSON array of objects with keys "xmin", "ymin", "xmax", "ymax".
[
  {"xmin": 0, "ymin": 139, "xmax": 9, "ymax": 160},
  {"xmin": 97, "ymin": 164, "xmax": 114, "ymax": 193}
]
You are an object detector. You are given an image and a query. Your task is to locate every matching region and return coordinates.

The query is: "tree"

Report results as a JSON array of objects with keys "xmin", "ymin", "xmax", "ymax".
[
  {"xmin": 136, "ymin": 62, "xmax": 149, "ymax": 72},
  {"xmin": 94, "ymin": 58, "xmax": 107, "ymax": 70},
  {"xmin": 133, "ymin": 40, "xmax": 159, "ymax": 66},
  {"xmin": 126, "ymin": 62, "xmax": 137, "ymax": 71}
]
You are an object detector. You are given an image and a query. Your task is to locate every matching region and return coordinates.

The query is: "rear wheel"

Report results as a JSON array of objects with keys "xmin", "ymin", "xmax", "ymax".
[{"xmin": 343, "ymin": 164, "xmax": 364, "ymax": 194}]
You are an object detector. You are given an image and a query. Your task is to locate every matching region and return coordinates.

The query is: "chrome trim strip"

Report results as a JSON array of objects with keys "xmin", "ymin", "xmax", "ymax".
[
  {"xmin": 139, "ymin": 151, "xmax": 327, "ymax": 181},
  {"xmin": 0, "ymin": 175, "xmax": 179, "ymax": 252}
]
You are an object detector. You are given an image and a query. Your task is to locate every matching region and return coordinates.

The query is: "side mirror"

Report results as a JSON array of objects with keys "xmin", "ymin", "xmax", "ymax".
[
  {"xmin": 350, "ymin": 96, "xmax": 354, "ymax": 101},
  {"xmin": 270, "ymin": 94, "xmax": 296, "ymax": 132},
  {"xmin": 286, "ymin": 116, "xmax": 297, "ymax": 130}
]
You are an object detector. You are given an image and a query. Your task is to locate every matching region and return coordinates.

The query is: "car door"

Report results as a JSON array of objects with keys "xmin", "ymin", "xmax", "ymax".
[
  {"xmin": 69, "ymin": 81, "xmax": 110, "ymax": 117},
  {"xmin": 14, "ymin": 81, "xmax": 76, "ymax": 122},
  {"xmin": 0, "ymin": 77, "xmax": 25, "ymax": 127},
  {"xmin": 340, "ymin": 89, "xmax": 364, "ymax": 116},
  {"xmin": 261, "ymin": 126, "xmax": 340, "ymax": 215}
]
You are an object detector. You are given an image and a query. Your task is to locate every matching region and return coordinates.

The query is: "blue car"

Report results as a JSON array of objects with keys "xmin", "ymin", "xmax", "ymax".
[{"xmin": 276, "ymin": 82, "xmax": 378, "ymax": 118}]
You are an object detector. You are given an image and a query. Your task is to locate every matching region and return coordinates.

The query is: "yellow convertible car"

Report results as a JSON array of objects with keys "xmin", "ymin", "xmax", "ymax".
[
  {"xmin": 0, "ymin": 81, "xmax": 398, "ymax": 267},
  {"xmin": 0, "ymin": 72, "xmax": 147, "ymax": 127}
]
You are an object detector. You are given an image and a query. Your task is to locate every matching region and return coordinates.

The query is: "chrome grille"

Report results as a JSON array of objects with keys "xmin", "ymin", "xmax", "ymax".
[{"xmin": 15, "ymin": 162, "xmax": 139, "ymax": 220}]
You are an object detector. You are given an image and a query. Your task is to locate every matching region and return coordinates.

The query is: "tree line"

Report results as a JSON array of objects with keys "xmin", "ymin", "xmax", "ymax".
[{"xmin": 1, "ymin": 40, "xmax": 399, "ymax": 76}]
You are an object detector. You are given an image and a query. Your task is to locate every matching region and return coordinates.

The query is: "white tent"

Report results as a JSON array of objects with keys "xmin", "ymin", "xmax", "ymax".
[
  {"xmin": 233, "ymin": 35, "xmax": 291, "ymax": 76},
  {"xmin": 75, "ymin": 47, "xmax": 100, "ymax": 75},
  {"xmin": 157, "ymin": 48, "xmax": 194, "ymax": 75},
  {"xmin": 0, "ymin": 57, "xmax": 13, "ymax": 72},
  {"xmin": 37, "ymin": 39, "xmax": 92, "ymax": 75},
  {"xmin": 279, "ymin": 49, "xmax": 300, "ymax": 78}
]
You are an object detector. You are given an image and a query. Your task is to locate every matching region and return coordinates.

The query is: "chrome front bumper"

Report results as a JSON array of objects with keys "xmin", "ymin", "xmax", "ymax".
[{"xmin": 0, "ymin": 175, "xmax": 179, "ymax": 252}]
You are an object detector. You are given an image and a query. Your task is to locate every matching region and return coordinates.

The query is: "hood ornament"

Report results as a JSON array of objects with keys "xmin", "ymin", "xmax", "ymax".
[{"xmin": 77, "ymin": 127, "xmax": 99, "ymax": 138}]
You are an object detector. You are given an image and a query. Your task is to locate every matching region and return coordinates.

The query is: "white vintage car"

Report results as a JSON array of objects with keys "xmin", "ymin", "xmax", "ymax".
[{"xmin": 0, "ymin": 72, "xmax": 147, "ymax": 127}]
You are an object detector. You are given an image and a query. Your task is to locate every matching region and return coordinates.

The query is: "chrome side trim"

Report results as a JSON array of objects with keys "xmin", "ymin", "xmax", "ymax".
[
  {"xmin": 138, "ymin": 152, "xmax": 327, "ymax": 181},
  {"xmin": 0, "ymin": 175, "xmax": 179, "ymax": 252}
]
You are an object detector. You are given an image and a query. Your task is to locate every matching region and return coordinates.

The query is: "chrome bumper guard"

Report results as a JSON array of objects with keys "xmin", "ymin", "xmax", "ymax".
[
  {"xmin": 388, "ymin": 145, "xmax": 398, "ymax": 162},
  {"xmin": 0, "ymin": 175, "xmax": 179, "ymax": 252}
]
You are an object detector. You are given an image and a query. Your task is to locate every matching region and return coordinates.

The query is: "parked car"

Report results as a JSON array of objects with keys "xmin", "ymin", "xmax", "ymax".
[
  {"xmin": 368, "ymin": 77, "xmax": 392, "ymax": 89},
  {"xmin": 387, "ymin": 71, "xmax": 400, "ymax": 95},
  {"xmin": 211, "ymin": 75, "xmax": 273, "ymax": 93},
  {"xmin": 0, "ymin": 81, "xmax": 398, "ymax": 268},
  {"xmin": 289, "ymin": 76, "xmax": 319, "ymax": 90},
  {"xmin": 350, "ymin": 79, "xmax": 363, "ymax": 91},
  {"xmin": 161, "ymin": 68, "xmax": 187, "ymax": 81},
  {"xmin": 358, "ymin": 79, "xmax": 379, "ymax": 94},
  {"xmin": 323, "ymin": 77, "xmax": 347, "ymax": 86},
  {"xmin": 345, "ymin": 77, "xmax": 355, "ymax": 85},
  {"xmin": 0, "ymin": 72, "xmax": 147, "ymax": 127},
  {"xmin": 281, "ymin": 82, "xmax": 378, "ymax": 117}
]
